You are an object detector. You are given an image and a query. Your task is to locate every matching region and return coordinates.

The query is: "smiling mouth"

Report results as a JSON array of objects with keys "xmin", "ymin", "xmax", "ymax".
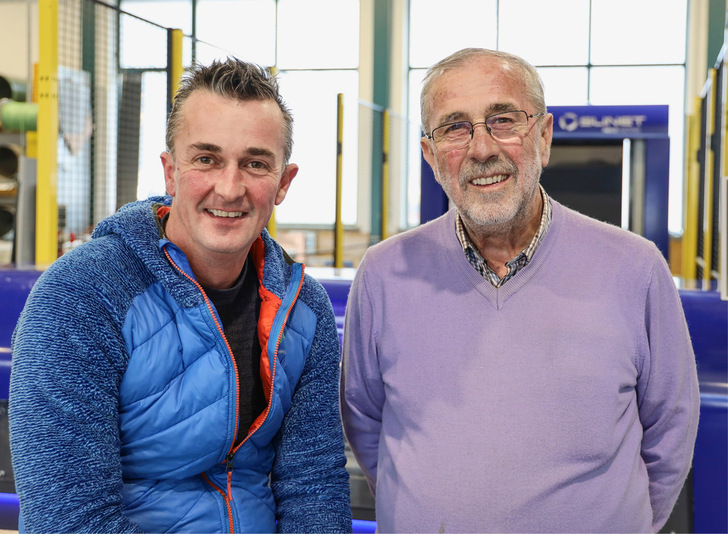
[
  {"xmin": 207, "ymin": 208, "xmax": 244, "ymax": 218},
  {"xmin": 471, "ymin": 174, "xmax": 508, "ymax": 186}
]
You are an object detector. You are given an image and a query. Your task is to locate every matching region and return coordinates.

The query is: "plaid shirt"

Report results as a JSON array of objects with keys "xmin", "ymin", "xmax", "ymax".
[{"xmin": 456, "ymin": 185, "xmax": 552, "ymax": 287}]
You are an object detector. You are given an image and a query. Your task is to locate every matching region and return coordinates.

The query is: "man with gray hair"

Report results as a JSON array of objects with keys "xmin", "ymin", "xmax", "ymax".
[
  {"xmin": 341, "ymin": 47, "xmax": 698, "ymax": 533},
  {"xmin": 10, "ymin": 57, "xmax": 352, "ymax": 533}
]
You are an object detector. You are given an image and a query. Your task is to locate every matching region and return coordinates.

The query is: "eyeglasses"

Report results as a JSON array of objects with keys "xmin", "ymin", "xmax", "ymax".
[{"xmin": 425, "ymin": 110, "xmax": 546, "ymax": 151}]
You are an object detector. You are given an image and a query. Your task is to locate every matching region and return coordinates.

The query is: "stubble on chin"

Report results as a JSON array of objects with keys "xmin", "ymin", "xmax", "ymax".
[{"xmin": 443, "ymin": 155, "xmax": 543, "ymax": 233}]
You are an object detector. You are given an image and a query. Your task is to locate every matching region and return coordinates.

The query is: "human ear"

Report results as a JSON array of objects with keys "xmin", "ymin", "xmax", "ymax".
[
  {"xmin": 275, "ymin": 163, "xmax": 299, "ymax": 205},
  {"xmin": 420, "ymin": 137, "xmax": 440, "ymax": 184},
  {"xmin": 160, "ymin": 152, "xmax": 177, "ymax": 196},
  {"xmin": 539, "ymin": 114, "xmax": 554, "ymax": 168}
]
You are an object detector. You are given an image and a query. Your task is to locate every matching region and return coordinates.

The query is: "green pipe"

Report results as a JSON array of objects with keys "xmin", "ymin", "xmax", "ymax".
[{"xmin": 0, "ymin": 99, "xmax": 38, "ymax": 132}]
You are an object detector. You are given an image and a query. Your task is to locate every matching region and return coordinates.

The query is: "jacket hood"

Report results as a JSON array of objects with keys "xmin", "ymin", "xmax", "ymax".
[
  {"xmin": 93, "ymin": 196, "xmax": 169, "ymax": 253},
  {"xmin": 91, "ymin": 196, "xmax": 201, "ymax": 307}
]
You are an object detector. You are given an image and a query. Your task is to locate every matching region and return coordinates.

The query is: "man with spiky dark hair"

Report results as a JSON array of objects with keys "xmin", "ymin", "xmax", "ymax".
[{"xmin": 10, "ymin": 58, "xmax": 352, "ymax": 533}]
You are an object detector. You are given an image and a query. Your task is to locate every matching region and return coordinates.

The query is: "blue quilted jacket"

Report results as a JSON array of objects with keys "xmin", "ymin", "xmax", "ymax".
[{"xmin": 9, "ymin": 197, "xmax": 351, "ymax": 533}]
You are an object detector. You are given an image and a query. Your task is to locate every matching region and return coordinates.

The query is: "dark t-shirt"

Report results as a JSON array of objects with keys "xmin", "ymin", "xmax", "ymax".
[{"xmin": 204, "ymin": 258, "xmax": 266, "ymax": 445}]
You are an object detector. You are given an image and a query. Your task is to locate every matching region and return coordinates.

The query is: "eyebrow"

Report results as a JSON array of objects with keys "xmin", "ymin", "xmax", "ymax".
[
  {"xmin": 487, "ymin": 102, "xmax": 520, "ymax": 114},
  {"xmin": 189, "ymin": 143, "xmax": 277, "ymax": 160},
  {"xmin": 436, "ymin": 103, "xmax": 522, "ymax": 126},
  {"xmin": 244, "ymin": 147, "xmax": 277, "ymax": 159},
  {"xmin": 437, "ymin": 111, "xmax": 469, "ymax": 126},
  {"xmin": 191, "ymin": 142, "xmax": 222, "ymax": 153}
]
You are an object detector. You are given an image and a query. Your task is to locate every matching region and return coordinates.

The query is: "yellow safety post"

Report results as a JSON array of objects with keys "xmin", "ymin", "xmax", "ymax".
[
  {"xmin": 167, "ymin": 28, "xmax": 184, "ymax": 106},
  {"xmin": 722, "ymin": 63, "xmax": 727, "ymax": 286},
  {"xmin": 334, "ymin": 93, "xmax": 344, "ymax": 268},
  {"xmin": 703, "ymin": 69, "xmax": 716, "ymax": 283},
  {"xmin": 682, "ymin": 97, "xmax": 702, "ymax": 282},
  {"xmin": 267, "ymin": 66, "xmax": 279, "ymax": 239},
  {"xmin": 724, "ymin": 68, "xmax": 728, "ymax": 186},
  {"xmin": 25, "ymin": 64, "xmax": 39, "ymax": 160},
  {"xmin": 381, "ymin": 109, "xmax": 390, "ymax": 241},
  {"xmin": 267, "ymin": 208, "xmax": 277, "ymax": 239},
  {"xmin": 36, "ymin": 0, "xmax": 59, "ymax": 266}
]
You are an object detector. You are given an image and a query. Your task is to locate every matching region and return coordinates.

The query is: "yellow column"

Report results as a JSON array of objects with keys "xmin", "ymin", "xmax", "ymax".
[
  {"xmin": 381, "ymin": 109, "xmax": 390, "ymax": 240},
  {"xmin": 334, "ymin": 94, "xmax": 344, "ymax": 269},
  {"xmin": 267, "ymin": 66, "xmax": 279, "ymax": 239},
  {"xmin": 681, "ymin": 97, "xmax": 701, "ymax": 282},
  {"xmin": 703, "ymin": 69, "xmax": 716, "ymax": 283},
  {"xmin": 35, "ymin": 0, "xmax": 59, "ymax": 266},
  {"xmin": 168, "ymin": 28, "xmax": 184, "ymax": 104}
]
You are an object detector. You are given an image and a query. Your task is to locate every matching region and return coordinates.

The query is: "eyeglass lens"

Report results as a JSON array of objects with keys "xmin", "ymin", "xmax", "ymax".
[{"xmin": 432, "ymin": 111, "xmax": 530, "ymax": 149}]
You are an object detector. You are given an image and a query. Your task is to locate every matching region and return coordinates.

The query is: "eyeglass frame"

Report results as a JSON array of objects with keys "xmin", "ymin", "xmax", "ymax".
[{"xmin": 423, "ymin": 110, "xmax": 547, "ymax": 150}]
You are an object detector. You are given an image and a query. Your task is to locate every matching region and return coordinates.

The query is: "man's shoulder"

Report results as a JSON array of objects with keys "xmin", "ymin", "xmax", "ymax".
[
  {"xmin": 42, "ymin": 233, "xmax": 132, "ymax": 284},
  {"xmin": 550, "ymin": 200, "xmax": 666, "ymax": 270},
  {"xmin": 553, "ymin": 201, "xmax": 661, "ymax": 251},
  {"xmin": 300, "ymin": 270, "xmax": 333, "ymax": 311},
  {"xmin": 361, "ymin": 212, "xmax": 452, "ymax": 266},
  {"xmin": 29, "ymin": 206, "xmax": 169, "ymax": 319},
  {"xmin": 32, "ymin": 236, "xmax": 149, "ymax": 306}
]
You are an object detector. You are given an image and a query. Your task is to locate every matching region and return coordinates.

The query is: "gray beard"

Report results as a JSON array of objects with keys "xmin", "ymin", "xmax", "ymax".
[{"xmin": 439, "ymin": 155, "xmax": 543, "ymax": 230}]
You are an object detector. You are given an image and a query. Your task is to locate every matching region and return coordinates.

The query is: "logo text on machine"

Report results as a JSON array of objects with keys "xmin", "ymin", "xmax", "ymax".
[{"xmin": 559, "ymin": 112, "xmax": 649, "ymax": 133}]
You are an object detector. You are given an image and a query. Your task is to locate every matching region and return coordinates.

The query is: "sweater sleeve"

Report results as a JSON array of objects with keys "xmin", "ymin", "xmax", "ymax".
[
  {"xmin": 636, "ymin": 256, "xmax": 700, "ymax": 532},
  {"xmin": 8, "ymin": 264, "xmax": 145, "ymax": 533},
  {"xmin": 340, "ymin": 263, "xmax": 384, "ymax": 497},
  {"xmin": 271, "ymin": 281, "xmax": 352, "ymax": 533}
]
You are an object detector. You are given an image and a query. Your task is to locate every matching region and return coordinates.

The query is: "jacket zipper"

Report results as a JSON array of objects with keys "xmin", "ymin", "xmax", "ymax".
[
  {"xmin": 163, "ymin": 246, "xmax": 306, "ymax": 533},
  {"xmin": 228, "ymin": 262, "xmax": 306, "ymax": 447},
  {"xmin": 164, "ymin": 248, "xmax": 239, "ymax": 533}
]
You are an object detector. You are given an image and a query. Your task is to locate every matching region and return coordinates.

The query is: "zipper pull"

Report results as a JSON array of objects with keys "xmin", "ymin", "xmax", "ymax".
[{"xmin": 226, "ymin": 452, "xmax": 234, "ymax": 501}]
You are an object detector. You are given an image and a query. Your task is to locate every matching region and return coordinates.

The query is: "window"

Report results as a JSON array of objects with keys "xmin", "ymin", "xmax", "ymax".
[
  {"xmin": 120, "ymin": 0, "xmax": 360, "ymax": 228},
  {"xmin": 408, "ymin": 0, "xmax": 688, "ymax": 234},
  {"xmin": 195, "ymin": 0, "xmax": 276, "ymax": 66}
]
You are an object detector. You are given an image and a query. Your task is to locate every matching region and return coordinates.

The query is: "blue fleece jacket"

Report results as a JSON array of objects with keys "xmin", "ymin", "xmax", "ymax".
[{"xmin": 9, "ymin": 197, "xmax": 351, "ymax": 533}]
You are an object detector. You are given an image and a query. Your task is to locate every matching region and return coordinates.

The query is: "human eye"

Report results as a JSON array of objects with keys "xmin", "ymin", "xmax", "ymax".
[
  {"xmin": 191, "ymin": 154, "xmax": 220, "ymax": 169},
  {"xmin": 487, "ymin": 112, "xmax": 525, "ymax": 132},
  {"xmin": 245, "ymin": 159, "xmax": 272, "ymax": 175},
  {"xmin": 445, "ymin": 121, "xmax": 470, "ymax": 134},
  {"xmin": 196, "ymin": 155, "xmax": 215, "ymax": 165},
  {"xmin": 435, "ymin": 121, "xmax": 471, "ymax": 141},
  {"xmin": 489, "ymin": 113, "xmax": 517, "ymax": 126}
]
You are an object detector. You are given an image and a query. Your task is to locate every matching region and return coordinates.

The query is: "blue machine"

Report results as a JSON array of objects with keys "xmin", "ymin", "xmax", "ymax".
[
  {"xmin": 548, "ymin": 105, "xmax": 671, "ymax": 259},
  {"xmin": 679, "ymin": 288, "xmax": 728, "ymax": 533}
]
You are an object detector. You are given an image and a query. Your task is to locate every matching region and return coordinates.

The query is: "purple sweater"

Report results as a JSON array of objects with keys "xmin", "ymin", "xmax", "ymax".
[{"xmin": 341, "ymin": 201, "xmax": 699, "ymax": 533}]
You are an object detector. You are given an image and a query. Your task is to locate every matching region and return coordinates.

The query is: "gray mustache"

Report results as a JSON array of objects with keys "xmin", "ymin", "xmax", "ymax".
[{"xmin": 461, "ymin": 160, "xmax": 518, "ymax": 182}]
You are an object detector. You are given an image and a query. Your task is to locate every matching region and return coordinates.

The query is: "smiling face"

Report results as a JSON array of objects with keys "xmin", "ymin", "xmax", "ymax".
[
  {"xmin": 161, "ymin": 90, "xmax": 297, "ymax": 273},
  {"xmin": 420, "ymin": 56, "xmax": 553, "ymax": 239}
]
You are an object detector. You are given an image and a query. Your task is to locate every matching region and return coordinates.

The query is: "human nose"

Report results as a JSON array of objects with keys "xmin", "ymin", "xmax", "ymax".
[
  {"xmin": 470, "ymin": 121, "xmax": 490, "ymax": 138},
  {"xmin": 467, "ymin": 121, "xmax": 497, "ymax": 159},
  {"xmin": 215, "ymin": 164, "xmax": 246, "ymax": 199}
]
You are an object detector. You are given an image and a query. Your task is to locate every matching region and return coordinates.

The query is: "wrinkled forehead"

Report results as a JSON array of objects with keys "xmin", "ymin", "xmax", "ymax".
[{"xmin": 426, "ymin": 58, "xmax": 531, "ymax": 126}]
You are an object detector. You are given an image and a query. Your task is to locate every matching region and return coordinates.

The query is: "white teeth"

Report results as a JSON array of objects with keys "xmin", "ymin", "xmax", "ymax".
[
  {"xmin": 472, "ymin": 174, "xmax": 508, "ymax": 186},
  {"xmin": 208, "ymin": 209, "xmax": 243, "ymax": 218}
]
